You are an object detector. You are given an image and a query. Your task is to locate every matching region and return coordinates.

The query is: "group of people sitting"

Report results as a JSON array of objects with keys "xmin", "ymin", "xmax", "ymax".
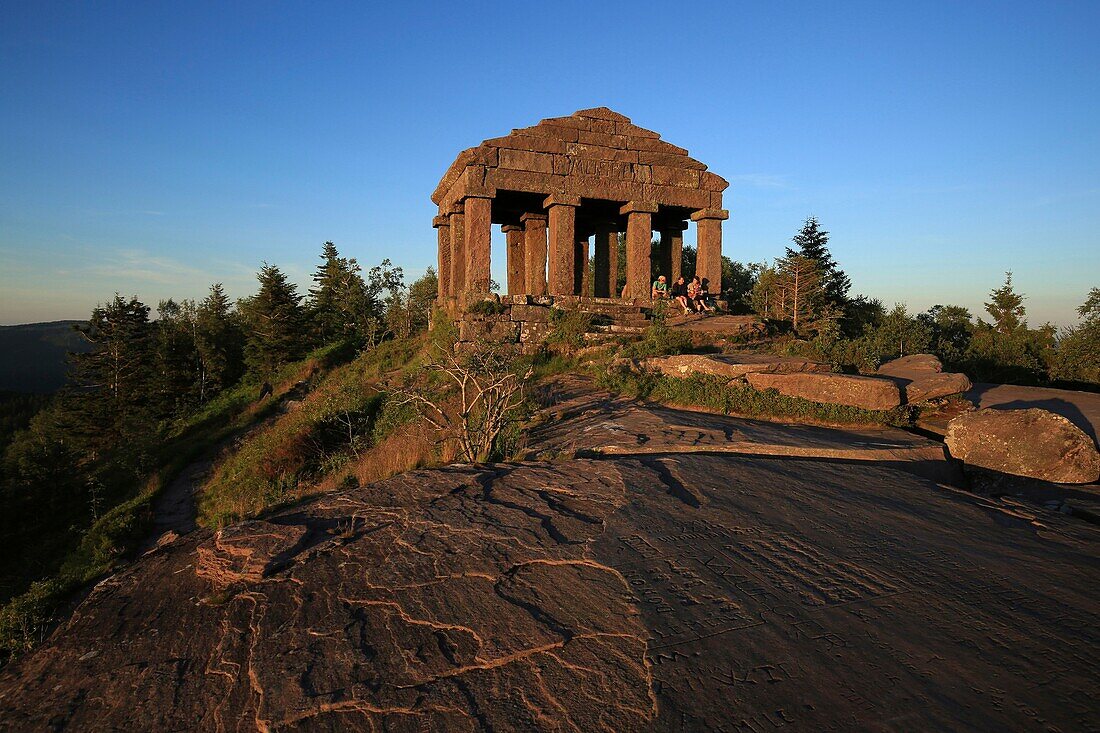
[{"xmin": 652, "ymin": 274, "xmax": 714, "ymax": 314}]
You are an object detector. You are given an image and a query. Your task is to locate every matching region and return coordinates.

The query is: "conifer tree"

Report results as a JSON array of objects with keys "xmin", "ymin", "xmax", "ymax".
[
  {"xmin": 152, "ymin": 299, "xmax": 200, "ymax": 415},
  {"xmin": 67, "ymin": 294, "xmax": 155, "ymax": 446},
  {"xmin": 195, "ymin": 283, "xmax": 244, "ymax": 399},
  {"xmin": 242, "ymin": 264, "xmax": 306, "ymax": 376},
  {"xmin": 786, "ymin": 217, "xmax": 850, "ymax": 306},
  {"xmin": 774, "ymin": 254, "xmax": 824, "ymax": 330},
  {"xmin": 308, "ymin": 241, "xmax": 373, "ymax": 345},
  {"xmin": 984, "ymin": 272, "xmax": 1026, "ymax": 334}
]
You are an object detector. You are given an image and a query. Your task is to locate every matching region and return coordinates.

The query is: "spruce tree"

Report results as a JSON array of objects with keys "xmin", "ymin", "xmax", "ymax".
[
  {"xmin": 242, "ymin": 264, "xmax": 306, "ymax": 376},
  {"xmin": 786, "ymin": 217, "xmax": 850, "ymax": 306},
  {"xmin": 308, "ymin": 241, "xmax": 374, "ymax": 345},
  {"xmin": 984, "ymin": 272, "xmax": 1026, "ymax": 334},
  {"xmin": 195, "ymin": 283, "xmax": 244, "ymax": 399},
  {"xmin": 774, "ymin": 254, "xmax": 824, "ymax": 331},
  {"xmin": 152, "ymin": 299, "xmax": 201, "ymax": 415},
  {"xmin": 67, "ymin": 294, "xmax": 154, "ymax": 446}
]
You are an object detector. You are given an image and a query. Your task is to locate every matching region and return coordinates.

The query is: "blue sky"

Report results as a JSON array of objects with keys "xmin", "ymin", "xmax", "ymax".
[{"xmin": 1, "ymin": 1, "xmax": 1097, "ymax": 326}]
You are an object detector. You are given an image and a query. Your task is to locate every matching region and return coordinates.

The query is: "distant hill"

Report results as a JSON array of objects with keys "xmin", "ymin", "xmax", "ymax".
[{"xmin": 0, "ymin": 321, "xmax": 90, "ymax": 393}]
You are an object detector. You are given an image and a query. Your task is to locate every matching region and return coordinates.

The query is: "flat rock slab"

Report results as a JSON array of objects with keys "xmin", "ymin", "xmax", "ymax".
[
  {"xmin": 666, "ymin": 314, "xmax": 767, "ymax": 337},
  {"xmin": 876, "ymin": 353, "xmax": 944, "ymax": 376},
  {"xmin": 876, "ymin": 354, "xmax": 972, "ymax": 404},
  {"xmin": 747, "ymin": 371, "xmax": 902, "ymax": 411},
  {"xmin": 2, "ymin": 454, "xmax": 1097, "ymax": 731},
  {"xmin": 533, "ymin": 377, "xmax": 954, "ymax": 483},
  {"xmin": 946, "ymin": 407, "xmax": 1100, "ymax": 484},
  {"xmin": 966, "ymin": 382, "xmax": 1100, "ymax": 443},
  {"xmin": 643, "ymin": 353, "xmax": 831, "ymax": 380}
]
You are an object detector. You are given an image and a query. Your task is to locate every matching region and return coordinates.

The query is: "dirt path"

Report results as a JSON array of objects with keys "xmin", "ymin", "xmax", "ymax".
[{"xmin": 142, "ymin": 384, "xmax": 309, "ymax": 551}]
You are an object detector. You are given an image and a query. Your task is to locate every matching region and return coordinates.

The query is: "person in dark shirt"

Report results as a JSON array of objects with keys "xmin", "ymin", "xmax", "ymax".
[{"xmin": 670, "ymin": 276, "xmax": 693, "ymax": 314}]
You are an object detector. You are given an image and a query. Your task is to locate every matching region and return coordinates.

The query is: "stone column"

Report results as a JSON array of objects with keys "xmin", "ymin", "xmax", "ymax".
[
  {"xmin": 593, "ymin": 221, "xmax": 617, "ymax": 298},
  {"xmin": 659, "ymin": 222, "xmax": 688, "ymax": 285},
  {"xmin": 449, "ymin": 208, "xmax": 465, "ymax": 303},
  {"xmin": 621, "ymin": 201, "xmax": 657, "ymax": 299},
  {"xmin": 574, "ymin": 238, "xmax": 589, "ymax": 297},
  {"xmin": 691, "ymin": 208, "xmax": 729, "ymax": 300},
  {"xmin": 433, "ymin": 215, "xmax": 451, "ymax": 299},
  {"xmin": 521, "ymin": 213, "xmax": 548, "ymax": 295},
  {"xmin": 546, "ymin": 194, "xmax": 580, "ymax": 296},
  {"xmin": 502, "ymin": 224, "xmax": 525, "ymax": 295},
  {"xmin": 463, "ymin": 195, "xmax": 492, "ymax": 296}
]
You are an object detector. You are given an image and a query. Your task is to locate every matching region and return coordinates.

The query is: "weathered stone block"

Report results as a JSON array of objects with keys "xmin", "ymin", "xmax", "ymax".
[
  {"xmin": 519, "ymin": 321, "xmax": 552, "ymax": 342},
  {"xmin": 746, "ymin": 372, "xmax": 902, "ymax": 411},
  {"xmin": 645, "ymin": 354, "xmax": 832, "ymax": 380},
  {"xmin": 946, "ymin": 408, "xmax": 1100, "ymax": 484},
  {"xmin": 498, "ymin": 148, "xmax": 556, "ymax": 174},
  {"xmin": 510, "ymin": 304, "xmax": 551, "ymax": 323}
]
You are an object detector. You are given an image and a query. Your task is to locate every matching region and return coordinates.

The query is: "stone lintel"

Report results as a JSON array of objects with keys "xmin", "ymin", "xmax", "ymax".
[
  {"xmin": 432, "ymin": 215, "xmax": 450, "ymax": 228},
  {"xmin": 501, "ymin": 224, "xmax": 522, "ymax": 232},
  {"xmin": 520, "ymin": 212, "xmax": 548, "ymax": 224},
  {"xmin": 620, "ymin": 201, "xmax": 659, "ymax": 215},
  {"xmin": 544, "ymin": 193, "xmax": 581, "ymax": 208},
  {"xmin": 461, "ymin": 191, "xmax": 494, "ymax": 201},
  {"xmin": 690, "ymin": 208, "xmax": 729, "ymax": 221}
]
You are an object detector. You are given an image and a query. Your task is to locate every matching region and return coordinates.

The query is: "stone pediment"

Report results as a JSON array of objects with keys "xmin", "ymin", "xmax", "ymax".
[{"xmin": 432, "ymin": 107, "xmax": 728, "ymax": 212}]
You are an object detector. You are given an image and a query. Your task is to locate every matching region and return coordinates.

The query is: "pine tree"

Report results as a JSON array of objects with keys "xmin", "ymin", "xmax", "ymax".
[
  {"xmin": 242, "ymin": 264, "xmax": 306, "ymax": 376},
  {"xmin": 308, "ymin": 242, "xmax": 375, "ymax": 345},
  {"xmin": 984, "ymin": 272, "xmax": 1026, "ymax": 334},
  {"xmin": 67, "ymin": 294, "xmax": 154, "ymax": 446},
  {"xmin": 195, "ymin": 283, "xmax": 244, "ymax": 400},
  {"xmin": 152, "ymin": 299, "xmax": 201, "ymax": 415},
  {"xmin": 774, "ymin": 254, "xmax": 824, "ymax": 330},
  {"xmin": 786, "ymin": 217, "xmax": 850, "ymax": 306}
]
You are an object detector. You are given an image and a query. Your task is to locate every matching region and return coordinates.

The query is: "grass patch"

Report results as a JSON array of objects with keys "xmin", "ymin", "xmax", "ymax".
[
  {"xmin": 198, "ymin": 337, "xmax": 426, "ymax": 527},
  {"xmin": 600, "ymin": 368, "xmax": 914, "ymax": 427}
]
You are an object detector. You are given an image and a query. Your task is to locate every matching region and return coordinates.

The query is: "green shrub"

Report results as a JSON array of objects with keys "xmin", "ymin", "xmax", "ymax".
[
  {"xmin": 466, "ymin": 299, "xmax": 507, "ymax": 316},
  {"xmin": 600, "ymin": 369, "xmax": 912, "ymax": 427},
  {"xmin": 547, "ymin": 308, "xmax": 593, "ymax": 349}
]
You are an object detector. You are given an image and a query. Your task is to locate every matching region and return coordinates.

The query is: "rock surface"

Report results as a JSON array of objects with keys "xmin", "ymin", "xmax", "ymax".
[
  {"xmin": 877, "ymin": 353, "xmax": 944, "ymax": 375},
  {"xmin": 643, "ymin": 353, "xmax": 831, "ymax": 380},
  {"xmin": 746, "ymin": 371, "xmax": 902, "ymax": 411},
  {"xmin": 877, "ymin": 354, "xmax": 972, "ymax": 404},
  {"xmin": 946, "ymin": 407, "xmax": 1100, "ymax": 484},
  {"xmin": 966, "ymin": 382, "xmax": 1100, "ymax": 443},
  {"xmin": 4, "ymin": 385, "xmax": 1100, "ymax": 731},
  {"xmin": 533, "ymin": 376, "xmax": 955, "ymax": 483},
  {"xmin": 2, "ymin": 453, "xmax": 1098, "ymax": 731}
]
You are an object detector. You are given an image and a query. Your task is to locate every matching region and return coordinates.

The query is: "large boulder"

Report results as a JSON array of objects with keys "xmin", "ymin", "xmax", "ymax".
[
  {"xmin": 877, "ymin": 354, "xmax": 972, "ymax": 404},
  {"xmin": 945, "ymin": 407, "xmax": 1100, "ymax": 484},
  {"xmin": 746, "ymin": 372, "xmax": 902, "ymax": 411},
  {"xmin": 877, "ymin": 354, "xmax": 944, "ymax": 375},
  {"xmin": 644, "ymin": 353, "xmax": 831, "ymax": 380}
]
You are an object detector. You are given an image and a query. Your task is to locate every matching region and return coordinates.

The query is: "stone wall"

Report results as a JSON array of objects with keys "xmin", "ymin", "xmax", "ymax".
[{"xmin": 455, "ymin": 295, "xmax": 650, "ymax": 348}]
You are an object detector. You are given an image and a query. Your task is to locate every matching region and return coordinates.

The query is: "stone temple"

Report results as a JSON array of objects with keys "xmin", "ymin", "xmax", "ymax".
[{"xmin": 432, "ymin": 107, "xmax": 729, "ymax": 308}]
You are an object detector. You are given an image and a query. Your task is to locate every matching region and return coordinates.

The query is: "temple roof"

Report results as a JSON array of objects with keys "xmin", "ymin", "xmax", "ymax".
[{"xmin": 432, "ymin": 108, "xmax": 727, "ymax": 212}]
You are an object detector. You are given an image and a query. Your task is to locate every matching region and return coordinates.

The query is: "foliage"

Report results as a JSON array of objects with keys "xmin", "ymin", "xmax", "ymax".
[
  {"xmin": 786, "ymin": 216, "xmax": 850, "ymax": 306},
  {"xmin": 1050, "ymin": 288, "xmax": 1100, "ymax": 385},
  {"xmin": 466, "ymin": 299, "xmax": 507, "ymax": 316},
  {"xmin": 241, "ymin": 264, "xmax": 307, "ymax": 376},
  {"xmin": 386, "ymin": 268, "xmax": 438, "ymax": 338},
  {"xmin": 547, "ymin": 307, "xmax": 593, "ymax": 350},
  {"xmin": 0, "ymin": 392, "xmax": 51, "ymax": 461},
  {"xmin": 984, "ymin": 272, "xmax": 1026, "ymax": 334},
  {"xmin": 390, "ymin": 335, "xmax": 532, "ymax": 464},
  {"xmin": 619, "ymin": 301, "xmax": 693, "ymax": 358},
  {"xmin": 194, "ymin": 283, "xmax": 245, "ymax": 401},
  {"xmin": 198, "ymin": 339, "xmax": 424, "ymax": 527},
  {"xmin": 600, "ymin": 370, "xmax": 912, "ymax": 427}
]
